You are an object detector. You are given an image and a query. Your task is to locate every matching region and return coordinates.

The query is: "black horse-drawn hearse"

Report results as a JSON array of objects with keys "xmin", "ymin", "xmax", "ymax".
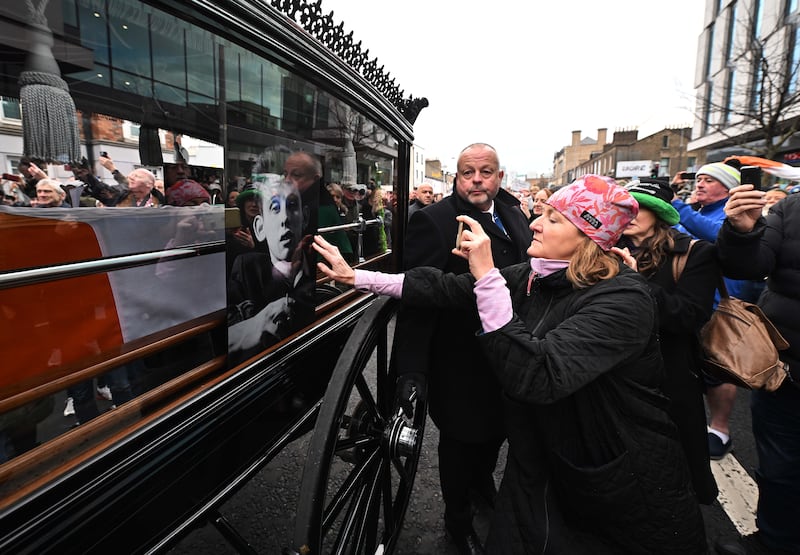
[{"xmin": 0, "ymin": 0, "xmax": 428, "ymax": 552}]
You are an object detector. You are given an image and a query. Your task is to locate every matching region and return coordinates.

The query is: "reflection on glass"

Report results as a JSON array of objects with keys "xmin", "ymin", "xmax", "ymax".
[
  {"xmin": 227, "ymin": 170, "xmax": 315, "ymax": 366},
  {"xmin": 110, "ymin": 7, "xmax": 151, "ymax": 77},
  {"xmin": 1, "ymin": 0, "xmax": 402, "ymax": 469}
]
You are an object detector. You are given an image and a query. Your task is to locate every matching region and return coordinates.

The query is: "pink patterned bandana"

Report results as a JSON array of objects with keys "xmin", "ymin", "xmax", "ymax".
[{"xmin": 546, "ymin": 175, "xmax": 638, "ymax": 251}]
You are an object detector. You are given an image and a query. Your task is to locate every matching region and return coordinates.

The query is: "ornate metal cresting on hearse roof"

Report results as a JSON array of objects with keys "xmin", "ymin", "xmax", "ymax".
[{"xmin": 270, "ymin": 0, "xmax": 429, "ymax": 124}]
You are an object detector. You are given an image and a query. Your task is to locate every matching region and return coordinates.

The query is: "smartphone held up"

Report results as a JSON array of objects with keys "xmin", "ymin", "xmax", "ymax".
[
  {"xmin": 455, "ymin": 220, "xmax": 464, "ymax": 249},
  {"xmin": 740, "ymin": 166, "xmax": 763, "ymax": 190}
]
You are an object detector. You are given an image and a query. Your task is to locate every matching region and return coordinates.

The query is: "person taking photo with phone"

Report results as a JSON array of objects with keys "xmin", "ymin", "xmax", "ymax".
[
  {"xmin": 314, "ymin": 175, "xmax": 706, "ymax": 554},
  {"xmin": 714, "ymin": 182, "xmax": 800, "ymax": 555}
]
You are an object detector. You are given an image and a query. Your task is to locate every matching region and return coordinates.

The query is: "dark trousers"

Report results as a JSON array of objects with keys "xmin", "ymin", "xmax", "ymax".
[
  {"xmin": 438, "ymin": 432, "xmax": 504, "ymax": 535},
  {"xmin": 751, "ymin": 383, "xmax": 800, "ymax": 552},
  {"xmin": 67, "ymin": 380, "xmax": 100, "ymax": 425},
  {"xmin": 106, "ymin": 360, "xmax": 145, "ymax": 406}
]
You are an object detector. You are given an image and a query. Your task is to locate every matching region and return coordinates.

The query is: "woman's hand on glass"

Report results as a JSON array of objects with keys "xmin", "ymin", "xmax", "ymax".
[{"xmin": 314, "ymin": 235, "xmax": 355, "ymax": 285}]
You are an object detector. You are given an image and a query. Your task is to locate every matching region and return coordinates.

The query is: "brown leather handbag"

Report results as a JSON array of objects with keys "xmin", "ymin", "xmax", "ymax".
[
  {"xmin": 672, "ymin": 244, "xmax": 789, "ymax": 391},
  {"xmin": 699, "ymin": 278, "xmax": 789, "ymax": 391}
]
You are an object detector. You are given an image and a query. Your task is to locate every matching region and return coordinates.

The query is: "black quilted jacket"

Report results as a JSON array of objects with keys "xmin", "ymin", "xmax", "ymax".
[{"xmin": 402, "ymin": 264, "xmax": 707, "ymax": 554}]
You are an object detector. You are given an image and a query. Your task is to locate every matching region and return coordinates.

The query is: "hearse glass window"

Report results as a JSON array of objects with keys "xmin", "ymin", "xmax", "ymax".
[{"xmin": 1, "ymin": 0, "xmax": 399, "ymax": 465}]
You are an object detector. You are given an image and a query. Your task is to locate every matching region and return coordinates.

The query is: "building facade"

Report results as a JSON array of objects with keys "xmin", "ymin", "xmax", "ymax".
[
  {"xmin": 552, "ymin": 128, "xmax": 608, "ymax": 185},
  {"xmin": 689, "ymin": 0, "xmax": 800, "ymax": 164},
  {"xmin": 411, "ymin": 144, "xmax": 426, "ymax": 190},
  {"xmin": 573, "ymin": 127, "xmax": 705, "ymax": 181}
]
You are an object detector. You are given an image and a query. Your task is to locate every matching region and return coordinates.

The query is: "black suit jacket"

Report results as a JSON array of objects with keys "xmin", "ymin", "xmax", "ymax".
[{"xmin": 394, "ymin": 188, "xmax": 532, "ymax": 441}]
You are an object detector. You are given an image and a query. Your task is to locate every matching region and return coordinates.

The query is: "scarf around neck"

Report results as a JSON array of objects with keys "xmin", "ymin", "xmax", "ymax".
[{"xmin": 529, "ymin": 257, "xmax": 570, "ymax": 277}]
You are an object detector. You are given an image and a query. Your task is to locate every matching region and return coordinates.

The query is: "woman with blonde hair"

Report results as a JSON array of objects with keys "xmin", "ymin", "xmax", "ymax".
[
  {"xmin": 314, "ymin": 175, "xmax": 705, "ymax": 553},
  {"xmin": 326, "ymin": 182, "xmax": 347, "ymax": 219}
]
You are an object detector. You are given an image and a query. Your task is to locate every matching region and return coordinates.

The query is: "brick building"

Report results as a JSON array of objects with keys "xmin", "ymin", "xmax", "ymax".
[{"xmin": 573, "ymin": 126, "xmax": 705, "ymax": 181}]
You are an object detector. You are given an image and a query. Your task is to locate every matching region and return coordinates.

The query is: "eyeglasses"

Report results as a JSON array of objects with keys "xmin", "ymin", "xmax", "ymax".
[{"xmin": 348, "ymin": 187, "xmax": 367, "ymax": 195}]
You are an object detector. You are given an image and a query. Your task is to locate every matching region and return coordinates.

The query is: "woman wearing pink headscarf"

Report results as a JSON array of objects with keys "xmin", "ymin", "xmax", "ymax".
[{"xmin": 314, "ymin": 175, "xmax": 706, "ymax": 554}]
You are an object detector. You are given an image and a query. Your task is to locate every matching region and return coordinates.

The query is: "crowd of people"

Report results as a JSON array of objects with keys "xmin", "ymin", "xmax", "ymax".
[
  {"xmin": 312, "ymin": 147, "xmax": 800, "ymax": 555},
  {"xmin": 0, "ymin": 155, "xmax": 225, "ymax": 209}
]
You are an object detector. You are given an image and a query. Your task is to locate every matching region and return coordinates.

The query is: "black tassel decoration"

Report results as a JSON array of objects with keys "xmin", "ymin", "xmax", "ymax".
[{"xmin": 19, "ymin": 2, "xmax": 81, "ymax": 163}]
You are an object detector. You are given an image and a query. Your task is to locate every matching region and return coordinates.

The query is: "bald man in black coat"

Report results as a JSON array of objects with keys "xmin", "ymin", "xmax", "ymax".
[{"xmin": 393, "ymin": 144, "xmax": 532, "ymax": 555}]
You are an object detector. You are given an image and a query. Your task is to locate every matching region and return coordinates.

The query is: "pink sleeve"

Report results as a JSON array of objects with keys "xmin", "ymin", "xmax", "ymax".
[
  {"xmin": 474, "ymin": 268, "xmax": 513, "ymax": 332},
  {"xmin": 353, "ymin": 269, "xmax": 404, "ymax": 298}
]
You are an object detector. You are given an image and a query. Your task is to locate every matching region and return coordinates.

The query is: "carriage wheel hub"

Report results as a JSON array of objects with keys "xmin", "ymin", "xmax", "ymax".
[{"xmin": 387, "ymin": 416, "xmax": 419, "ymax": 458}]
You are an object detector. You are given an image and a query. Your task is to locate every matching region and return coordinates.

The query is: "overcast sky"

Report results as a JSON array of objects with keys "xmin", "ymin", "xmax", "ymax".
[{"xmin": 319, "ymin": 0, "xmax": 707, "ymax": 177}]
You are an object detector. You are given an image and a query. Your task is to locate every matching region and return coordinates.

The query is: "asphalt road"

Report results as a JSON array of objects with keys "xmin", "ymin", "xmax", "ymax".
[{"xmin": 168, "ymin": 385, "xmax": 757, "ymax": 555}]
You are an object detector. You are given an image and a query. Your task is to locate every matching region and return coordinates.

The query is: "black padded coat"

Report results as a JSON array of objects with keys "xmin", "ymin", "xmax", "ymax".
[
  {"xmin": 401, "ymin": 263, "xmax": 707, "ymax": 554},
  {"xmin": 394, "ymin": 188, "xmax": 531, "ymax": 442}
]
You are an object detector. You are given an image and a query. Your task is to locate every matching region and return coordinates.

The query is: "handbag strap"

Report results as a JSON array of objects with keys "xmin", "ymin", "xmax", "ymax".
[
  {"xmin": 671, "ymin": 239, "xmax": 730, "ymax": 299},
  {"xmin": 671, "ymin": 239, "xmax": 698, "ymax": 283},
  {"xmin": 717, "ymin": 272, "xmax": 730, "ymax": 299}
]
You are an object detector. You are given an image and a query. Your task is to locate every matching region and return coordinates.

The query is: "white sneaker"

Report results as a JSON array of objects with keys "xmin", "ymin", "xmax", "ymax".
[
  {"xmin": 96, "ymin": 385, "xmax": 113, "ymax": 401},
  {"xmin": 63, "ymin": 397, "xmax": 75, "ymax": 417}
]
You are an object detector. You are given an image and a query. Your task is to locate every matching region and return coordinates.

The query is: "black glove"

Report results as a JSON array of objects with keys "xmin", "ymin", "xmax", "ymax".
[{"xmin": 395, "ymin": 372, "xmax": 427, "ymax": 419}]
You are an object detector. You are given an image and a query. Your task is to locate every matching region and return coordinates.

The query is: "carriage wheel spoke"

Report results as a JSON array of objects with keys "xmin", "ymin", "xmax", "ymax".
[
  {"xmin": 354, "ymin": 373, "xmax": 382, "ymax": 423},
  {"xmin": 334, "ymin": 434, "xmax": 378, "ymax": 454},
  {"xmin": 321, "ymin": 445, "xmax": 382, "ymax": 533},
  {"xmin": 352, "ymin": 457, "xmax": 386, "ymax": 552},
  {"xmin": 329, "ymin": 460, "xmax": 379, "ymax": 554}
]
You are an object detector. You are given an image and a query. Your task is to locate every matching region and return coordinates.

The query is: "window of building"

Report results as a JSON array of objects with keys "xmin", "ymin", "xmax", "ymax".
[
  {"xmin": 659, "ymin": 158, "xmax": 670, "ymax": 177},
  {"xmin": 705, "ymin": 25, "xmax": 716, "ymax": 78},
  {"xmin": 754, "ymin": 0, "xmax": 764, "ymax": 38},
  {"xmin": 725, "ymin": 2, "xmax": 738, "ymax": 63},
  {"xmin": 724, "ymin": 68, "xmax": 737, "ymax": 123},
  {"xmin": 0, "ymin": 97, "xmax": 21, "ymax": 121},
  {"xmin": 662, "ymin": 135, "xmax": 669, "ymax": 148},
  {"xmin": 703, "ymin": 82, "xmax": 714, "ymax": 134},
  {"xmin": 687, "ymin": 156, "xmax": 697, "ymax": 169},
  {"xmin": 122, "ymin": 120, "xmax": 141, "ymax": 140},
  {"xmin": 752, "ymin": 63, "xmax": 764, "ymax": 111},
  {"xmin": 790, "ymin": 26, "xmax": 800, "ymax": 94}
]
